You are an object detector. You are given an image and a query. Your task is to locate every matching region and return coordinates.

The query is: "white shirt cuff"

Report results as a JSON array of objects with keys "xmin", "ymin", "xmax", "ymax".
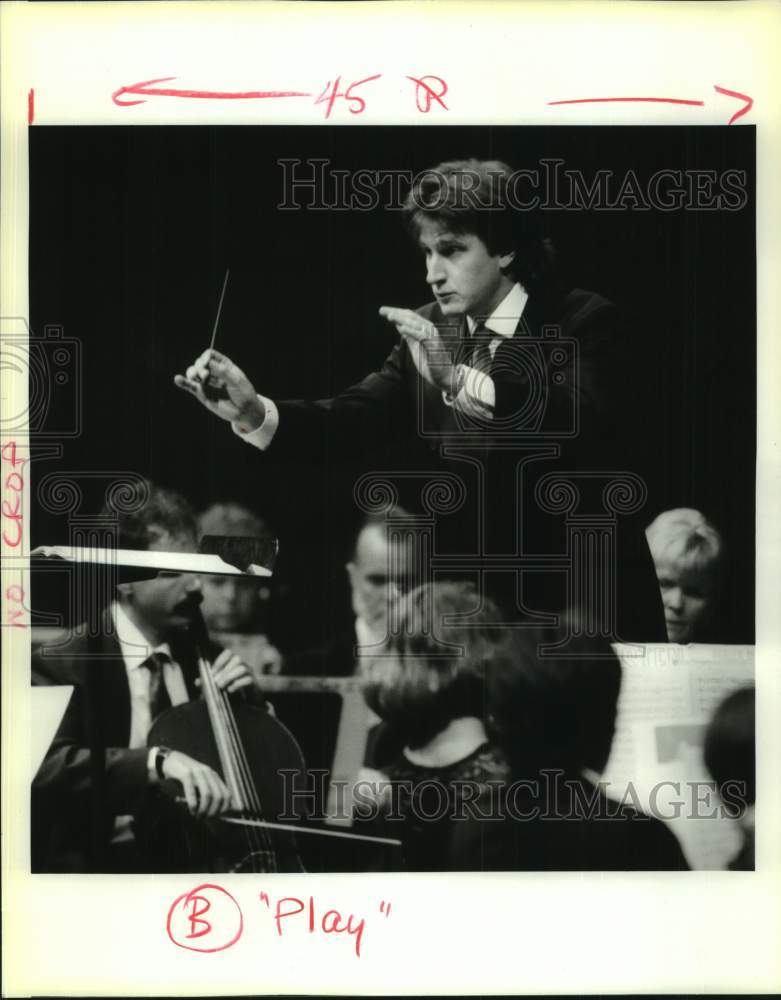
[
  {"xmin": 231, "ymin": 395, "xmax": 279, "ymax": 450},
  {"xmin": 441, "ymin": 365, "xmax": 495, "ymax": 419},
  {"xmin": 147, "ymin": 746, "xmax": 159, "ymax": 782}
]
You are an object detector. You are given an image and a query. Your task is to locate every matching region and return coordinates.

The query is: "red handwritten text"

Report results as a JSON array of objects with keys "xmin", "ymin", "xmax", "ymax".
[
  {"xmin": 167, "ymin": 883, "xmax": 243, "ymax": 953},
  {"xmin": 113, "ymin": 73, "xmax": 445, "ymax": 119},
  {"xmin": 166, "ymin": 885, "xmax": 391, "ymax": 958},
  {"xmin": 3, "ymin": 442, "xmax": 28, "ymax": 629},
  {"xmin": 5, "ymin": 584, "xmax": 26, "ymax": 630},
  {"xmin": 259, "ymin": 891, "xmax": 386, "ymax": 958},
  {"xmin": 2, "ymin": 441, "xmax": 24, "ymax": 548},
  {"xmin": 315, "ymin": 74, "xmax": 382, "ymax": 119},
  {"xmin": 406, "ymin": 75, "xmax": 448, "ymax": 113}
]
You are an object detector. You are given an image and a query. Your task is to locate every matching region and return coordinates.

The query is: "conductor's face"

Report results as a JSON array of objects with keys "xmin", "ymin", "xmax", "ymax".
[{"xmin": 416, "ymin": 216, "xmax": 515, "ymax": 318}]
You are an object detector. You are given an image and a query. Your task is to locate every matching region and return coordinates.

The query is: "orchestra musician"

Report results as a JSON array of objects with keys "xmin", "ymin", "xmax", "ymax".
[
  {"xmin": 645, "ymin": 507, "xmax": 724, "ymax": 643},
  {"xmin": 31, "ymin": 482, "xmax": 272, "ymax": 873},
  {"xmin": 282, "ymin": 507, "xmax": 420, "ymax": 774},
  {"xmin": 198, "ymin": 501, "xmax": 283, "ymax": 674}
]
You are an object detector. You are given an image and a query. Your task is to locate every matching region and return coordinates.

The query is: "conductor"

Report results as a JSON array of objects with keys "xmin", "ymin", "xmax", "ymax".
[{"xmin": 176, "ymin": 158, "xmax": 665, "ymax": 641}]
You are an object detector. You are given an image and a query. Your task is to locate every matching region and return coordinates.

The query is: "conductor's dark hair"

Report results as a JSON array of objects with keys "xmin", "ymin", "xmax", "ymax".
[
  {"xmin": 362, "ymin": 581, "xmax": 508, "ymax": 749},
  {"xmin": 403, "ymin": 158, "xmax": 556, "ymax": 292},
  {"xmin": 704, "ymin": 685, "xmax": 755, "ymax": 808},
  {"xmin": 487, "ymin": 622, "xmax": 622, "ymax": 778},
  {"xmin": 103, "ymin": 479, "xmax": 198, "ymax": 552}
]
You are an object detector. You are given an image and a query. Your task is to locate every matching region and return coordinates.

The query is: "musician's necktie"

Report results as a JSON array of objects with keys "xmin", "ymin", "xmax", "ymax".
[{"xmin": 144, "ymin": 650, "xmax": 172, "ymax": 722}]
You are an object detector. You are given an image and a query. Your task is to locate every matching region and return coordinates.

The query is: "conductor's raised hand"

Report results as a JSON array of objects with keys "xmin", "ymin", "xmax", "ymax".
[
  {"xmin": 174, "ymin": 349, "xmax": 265, "ymax": 431},
  {"xmin": 379, "ymin": 307, "xmax": 456, "ymax": 394}
]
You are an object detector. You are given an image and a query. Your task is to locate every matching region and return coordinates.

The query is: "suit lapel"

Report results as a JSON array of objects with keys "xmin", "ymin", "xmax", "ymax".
[{"xmin": 89, "ymin": 611, "xmax": 133, "ymax": 746}]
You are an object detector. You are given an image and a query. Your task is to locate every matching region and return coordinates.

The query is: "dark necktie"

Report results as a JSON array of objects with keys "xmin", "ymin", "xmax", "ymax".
[
  {"xmin": 144, "ymin": 650, "xmax": 172, "ymax": 722},
  {"xmin": 468, "ymin": 322, "xmax": 494, "ymax": 373}
]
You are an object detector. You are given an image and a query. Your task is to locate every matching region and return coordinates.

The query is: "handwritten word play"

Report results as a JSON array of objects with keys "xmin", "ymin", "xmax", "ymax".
[
  {"xmin": 112, "ymin": 74, "xmax": 448, "ymax": 118},
  {"xmin": 166, "ymin": 883, "xmax": 392, "ymax": 958},
  {"xmin": 260, "ymin": 890, "xmax": 385, "ymax": 958}
]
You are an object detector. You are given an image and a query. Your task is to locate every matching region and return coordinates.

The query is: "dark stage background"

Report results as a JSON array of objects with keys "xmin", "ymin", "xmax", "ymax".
[{"xmin": 29, "ymin": 125, "xmax": 756, "ymax": 648}]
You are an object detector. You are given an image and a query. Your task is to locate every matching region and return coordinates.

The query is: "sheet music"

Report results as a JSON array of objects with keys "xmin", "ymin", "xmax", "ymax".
[{"xmin": 603, "ymin": 645, "xmax": 754, "ymax": 869}]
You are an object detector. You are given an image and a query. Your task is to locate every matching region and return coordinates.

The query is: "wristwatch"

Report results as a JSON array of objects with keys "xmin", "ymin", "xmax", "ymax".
[{"xmin": 154, "ymin": 745, "xmax": 172, "ymax": 781}]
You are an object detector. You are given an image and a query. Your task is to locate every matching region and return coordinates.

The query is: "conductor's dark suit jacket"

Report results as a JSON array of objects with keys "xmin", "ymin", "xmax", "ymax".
[
  {"xmin": 31, "ymin": 617, "xmax": 203, "ymax": 872},
  {"xmin": 270, "ymin": 287, "xmax": 664, "ymax": 641}
]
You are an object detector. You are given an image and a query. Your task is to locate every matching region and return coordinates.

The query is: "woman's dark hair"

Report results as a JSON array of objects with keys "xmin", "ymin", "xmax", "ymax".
[
  {"xmin": 403, "ymin": 158, "xmax": 556, "ymax": 293},
  {"xmin": 362, "ymin": 581, "xmax": 511, "ymax": 749},
  {"xmin": 487, "ymin": 622, "xmax": 622, "ymax": 779},
  {"xmin": 704, "ymin": 685, "xmax": 755, "ymax": 808}
]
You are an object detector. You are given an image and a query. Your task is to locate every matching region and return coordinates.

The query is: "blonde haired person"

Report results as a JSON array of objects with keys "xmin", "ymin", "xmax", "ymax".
[{"xmin": 645, "ymin": 508, "xmax": 723, "ymax": 643}]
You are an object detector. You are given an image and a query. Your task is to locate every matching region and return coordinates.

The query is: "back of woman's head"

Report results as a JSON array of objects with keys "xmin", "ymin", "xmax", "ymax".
[
  {"xmin": 704, "ymin": 685, "xmax": 755, "ymax": 809},
  {"xmin": 361, "ymin": 581, "xmax": 510, "ymax": 749},
  {"xmin": 487, "ymin": 622, "xmax": 622, "ymax": 779}
]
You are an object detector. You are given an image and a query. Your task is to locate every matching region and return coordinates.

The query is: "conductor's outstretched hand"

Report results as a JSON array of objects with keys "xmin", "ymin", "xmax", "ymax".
[
  {"xmin": 379, "ymin": 306, "xmax": 456, "ymax": 394},
  {"xmin": 174, "ymin": 349, "xmax": 265, "ymax": 430}
]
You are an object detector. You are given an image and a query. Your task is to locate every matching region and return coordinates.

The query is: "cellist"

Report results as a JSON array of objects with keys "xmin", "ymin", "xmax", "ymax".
[{"xmin": 31, "ymin": 481, "xmax": 274, "ymax": 873}]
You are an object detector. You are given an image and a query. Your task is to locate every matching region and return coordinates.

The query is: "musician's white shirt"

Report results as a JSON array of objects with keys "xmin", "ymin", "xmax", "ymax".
[
  {"xmin": 111, "ymin": 601, "xmax": 189, "ymax": 841},
  {"xmin": 111, "ymin": 601, "xmax": 189, "ymax": 749}
]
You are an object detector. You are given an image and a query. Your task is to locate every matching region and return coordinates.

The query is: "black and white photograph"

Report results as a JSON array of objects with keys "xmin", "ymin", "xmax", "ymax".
[
  {"xmin": 26, "ymin": 124, "xmax": 756, "ymax": 876},
  {"xmin": 3, "ymin": 2, "xmax": 781, "ymax": 995}
]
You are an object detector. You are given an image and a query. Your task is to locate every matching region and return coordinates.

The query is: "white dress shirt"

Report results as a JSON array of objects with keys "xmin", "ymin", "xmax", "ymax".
[
  {"xmin": 232, "ymin": 282, "xmax": 528, "ymax": 450},
  {"xmin": 111, "ymin": 602, "xmax": 190, "ymax": 749},
  {"xmin": 447, "ymin": 281, "xmax": 528, "ymax": 416},
  {"xmin": 110, "ymin": 602, "xmax": 190, "ymax": 840}
]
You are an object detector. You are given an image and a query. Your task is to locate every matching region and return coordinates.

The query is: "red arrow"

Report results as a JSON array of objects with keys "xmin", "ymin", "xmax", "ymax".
[
  {"xmin": 713, "ymin": 85, "xmax": 753, "ymax": 125},
  {"xmin": 548, "ymin": 95, "xmax": 704, "ymax": 108},
  {"xmin": 112, "ymin": 76, "xmax": 311, "ymax": 107},
  {"xmin": 548, "ymin": 85, "xmax": 754, "ymax": 125}
]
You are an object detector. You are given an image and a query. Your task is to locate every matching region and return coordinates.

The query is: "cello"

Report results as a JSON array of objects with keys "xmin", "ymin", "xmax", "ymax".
[{"xmin": 143, "ymin": 608, "xmax": 307, "ymax": 873}]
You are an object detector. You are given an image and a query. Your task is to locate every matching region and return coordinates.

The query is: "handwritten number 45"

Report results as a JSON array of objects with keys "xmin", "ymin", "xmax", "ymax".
[{"xmin": 315, "ymin": 74, "xmax": 382, "ymax": 118}]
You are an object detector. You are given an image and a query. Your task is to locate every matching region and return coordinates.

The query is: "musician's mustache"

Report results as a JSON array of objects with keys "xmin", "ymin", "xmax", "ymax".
[{"xmin": 175, "ymin": 593, "xmax": 204, "ymax": 616}]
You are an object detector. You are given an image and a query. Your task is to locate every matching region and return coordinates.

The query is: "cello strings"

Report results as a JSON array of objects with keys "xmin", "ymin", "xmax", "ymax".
[
  {"xmin": 200, "ymin": 658, "xmax": 243, "ymax": 801},
  {"xmin": 210, "ymin": 663, "xmax": 276, "ymax": 865},
  {"xmin": 201, "ymin": 656, "xmax": 273, "ymax": 866},
  {"xmin": 217, "ymin": 685, "xmax": 278, "ymax": 867}
]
